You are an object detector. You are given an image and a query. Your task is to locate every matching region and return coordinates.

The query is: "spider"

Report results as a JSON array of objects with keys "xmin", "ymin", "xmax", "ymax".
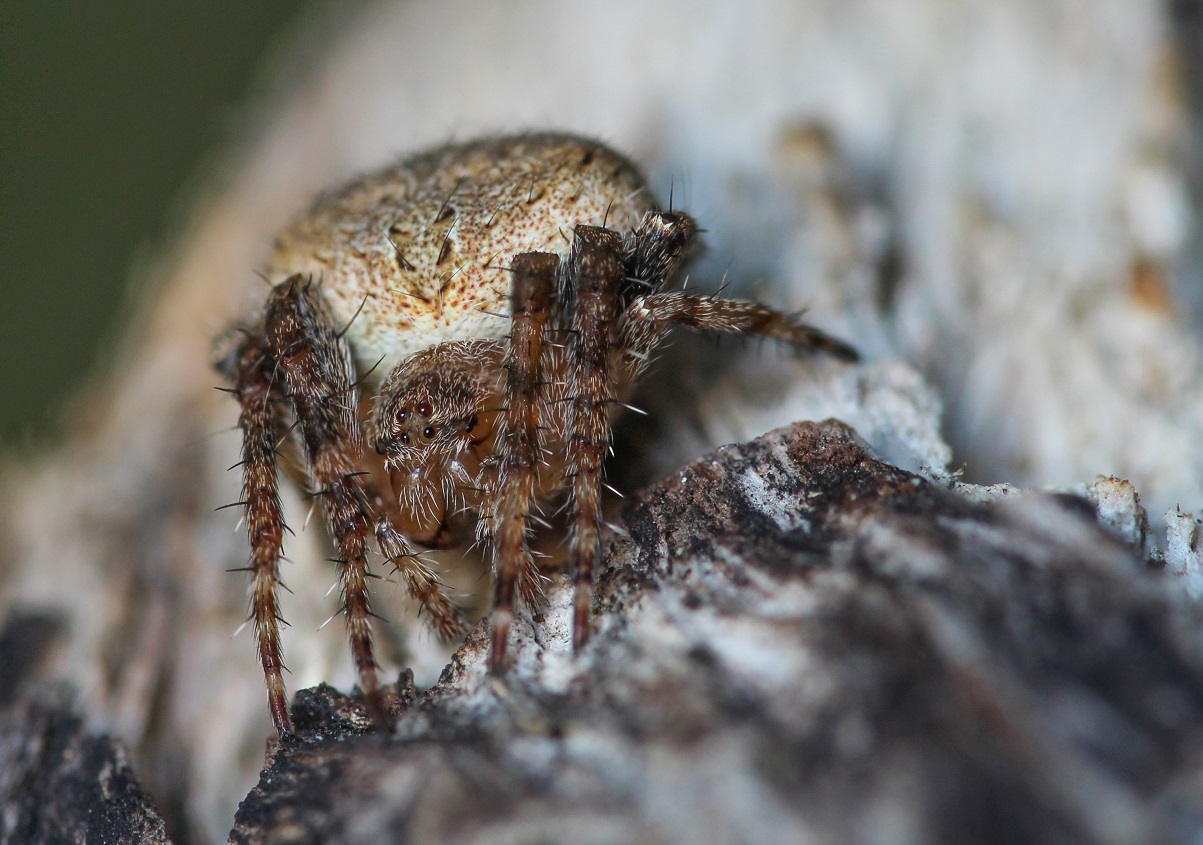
[{"xmin": 221, "ymin": 133, "xmax": 857, "ymax": 737}]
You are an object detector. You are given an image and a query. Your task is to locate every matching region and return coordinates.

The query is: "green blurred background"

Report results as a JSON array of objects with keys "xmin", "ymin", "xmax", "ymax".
[{"xmin": 0, "ymin": 1, "xmax": 306, "ymax": 450}]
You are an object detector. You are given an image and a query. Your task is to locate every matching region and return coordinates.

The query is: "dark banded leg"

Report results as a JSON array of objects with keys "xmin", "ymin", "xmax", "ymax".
[
  {"xmin": 487, "ymin": 252, "xmax": 558, "ymax": 671},
  {"xmin": 564, "ymin": 227, "xmax": 624, "ymax": 651},
  {"xmin": 264, "ymin": 276, "xmax": 386, "ymax": 727},
  {"xmin": 618, "ymin": 292, "xmax": 859, "ymax": 370},
  {"xmin": 233, "ymin": 332, "xmax": 292, "ymax": 737}
]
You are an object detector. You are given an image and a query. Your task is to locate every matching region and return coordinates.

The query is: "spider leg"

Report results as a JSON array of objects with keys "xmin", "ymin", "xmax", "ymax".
[
  {"xmin": 264, "ymin": 275, "xmax": 387, "ymax": 727},
  {"xmin": 564, "ymin": 226, "xmax": 625, "ymax": 651},
  {"xmin": 617, "ymin": 292, "xmax": 859, "ymax": 370},
  {"xmin": 484, "ymin": 251, "xmax": 558, "ymax": 671},
  {"xmin": 232, "ymin": 331, "xmax": 293, "ymax": 737},
  {"xmin": 618, "ymin": 209, "xmax": 858, "ymax": 370}
]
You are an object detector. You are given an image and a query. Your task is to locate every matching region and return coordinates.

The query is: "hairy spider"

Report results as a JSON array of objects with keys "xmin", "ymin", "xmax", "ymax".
[{"xmin": 221, "ymin": 133, "xmax": 857, "ymax": 737}]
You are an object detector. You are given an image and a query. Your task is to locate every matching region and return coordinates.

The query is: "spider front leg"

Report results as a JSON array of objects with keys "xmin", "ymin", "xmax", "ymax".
[
  {"xmin": 262, "ymin": 276, "xmax": 386, "ymax": 728},
  {"xmin": 618, "ymin": 292, "xmax": 859, "ymax": 366},
  {"xmin": 618, "ymin": 210, "xmax": 859, "ymax": 371},
  {"xmin": 483, "ymin": 251, "xmax": 558, "ymax": 670},
  {"xmin": 564, "ymin": 226, "xmax": 625, "ymax": 651}
]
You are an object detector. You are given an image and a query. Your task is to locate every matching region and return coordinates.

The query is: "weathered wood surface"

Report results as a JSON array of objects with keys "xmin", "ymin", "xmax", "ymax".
[
  {"xmin": 3, "ymin": 414, "xmax": 1201, "ymax": 843},
  {"xmin": 224, "ymin": 422, "xmax": 1203, "ymax": 845},
  {"xmin": 0, "ymin": 692, "xmax": 170, "ymax": 845}
]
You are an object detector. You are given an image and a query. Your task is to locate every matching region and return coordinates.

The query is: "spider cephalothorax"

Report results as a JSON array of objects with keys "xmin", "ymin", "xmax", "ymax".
[
  {"xmin": 223, "ymin": 133, "xmax": 857, "ymax": 737},
  {"xmin": 372, "ymin": 339, "xmax": 501, "ymax": 546}
]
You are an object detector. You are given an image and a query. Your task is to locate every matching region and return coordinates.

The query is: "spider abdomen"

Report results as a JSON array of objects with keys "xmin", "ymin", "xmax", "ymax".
[{"xmin": 266, "ymin": 134, "xmax": 656, "ymax": 373}]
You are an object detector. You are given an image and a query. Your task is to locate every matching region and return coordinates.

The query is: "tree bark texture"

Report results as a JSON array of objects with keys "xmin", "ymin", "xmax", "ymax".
[{"xmin": 222, "ymin": 422, "xmax": 1203, "ymax": 845}]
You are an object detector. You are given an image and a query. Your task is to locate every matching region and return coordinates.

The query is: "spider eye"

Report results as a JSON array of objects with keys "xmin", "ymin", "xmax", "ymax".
[
  {"xmin": 416, "ymin": 401, "xmax": 433, "ymax": 418},
  {"xmin": 397, "ymin": 407, "xmax": 408, "ymax": 423},
  {"xmin": 399, "ymin": 433, "xmax": 411, "ymax": 446},
  {"xmin": 420, "ymin": 426, "xmax": 435, "ymax": 443}
]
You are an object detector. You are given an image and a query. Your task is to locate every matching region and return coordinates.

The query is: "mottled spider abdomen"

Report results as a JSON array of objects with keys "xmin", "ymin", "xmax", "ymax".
[{"xmin": 266, "ymin": 134, "xmax": 656, "ymax": 372}]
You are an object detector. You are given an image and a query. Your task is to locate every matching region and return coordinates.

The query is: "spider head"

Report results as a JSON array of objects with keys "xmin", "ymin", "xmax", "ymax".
[
  {"xmin": 373, "ymin": 395, "xmax": 475, "ymax": 461},
  {"xmin": 370, "ymin": 341, "xmax": 498, "ymax": 530}
]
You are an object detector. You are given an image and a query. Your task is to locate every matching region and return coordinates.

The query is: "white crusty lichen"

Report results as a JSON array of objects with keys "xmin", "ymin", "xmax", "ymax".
[
  {"xmin": 1088, "ymin": 476, "xmax": 1153, "ymax": 559},
  {"xmin": 1164, "ymin": 507, "xmax": 1203, "ymax": 599}
]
